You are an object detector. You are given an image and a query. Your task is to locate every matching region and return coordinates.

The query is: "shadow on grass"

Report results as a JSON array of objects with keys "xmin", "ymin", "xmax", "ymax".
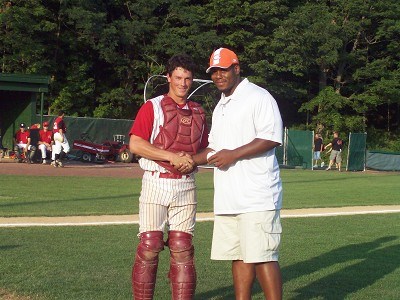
[
  {"xmin": 195, "ymin": 283, "xmax": 264, "ymax": 299},
  {"xmin": 195, "ymin": 236, "xmax": 399, "ymax": 299},
  {"xmin": 0, "ymin": 245, "xmax": 21, "ymax": 250},
  {"xmin": 282, "ymin": 236, "xmax": 399, "ymax": 299}
]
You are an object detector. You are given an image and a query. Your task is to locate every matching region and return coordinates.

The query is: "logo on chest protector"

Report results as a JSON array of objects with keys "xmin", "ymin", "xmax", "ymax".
[{"xmin": 181, "ymin": 116, "xmax": 192, "ymax": 125}]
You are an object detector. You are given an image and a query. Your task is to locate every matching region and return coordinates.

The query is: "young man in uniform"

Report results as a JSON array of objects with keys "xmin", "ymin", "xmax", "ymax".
[
  {"xmin": 129, "ymin": 54, "xmax": 209, "ymax": 300},
  {"xmin": 193, "ymin": 48, "xmax": 284, "ymax": 300},
  {"xmin": 51, "ymin": 110, "xmax": 70, "ymax": 167},
  {"xmin": 14, "ymin": 123, "xmax": 36, "ymax": 163},
  {"xmin": 38, "ymin": 121, "xmax": 53, "ymax": 164}
]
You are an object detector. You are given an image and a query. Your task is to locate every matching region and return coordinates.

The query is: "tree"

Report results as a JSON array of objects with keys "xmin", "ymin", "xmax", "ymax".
[
  {"xmin": 268, "ymin": 0, "xmax": 400, "ymax": 133},
  {"xmin": 1, "ymin": 0, "xmax": 399, "ymax": 144}
]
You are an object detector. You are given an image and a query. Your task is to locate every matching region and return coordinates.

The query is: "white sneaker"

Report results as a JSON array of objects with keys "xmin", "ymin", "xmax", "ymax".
[
  {"xmin": 56, "ymin": 160, "xmax": 63, "ymax": 167},
  {"xmin": 42, "ymin": 159, "xmax": 47, "ymax": 164}
]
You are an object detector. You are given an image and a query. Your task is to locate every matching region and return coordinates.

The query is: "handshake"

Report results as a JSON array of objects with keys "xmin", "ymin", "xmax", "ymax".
[
  {"xmin": 170, "ymin": 151, "xmax": 196, "ymax": 174},
  {"xmin": 168, "ymin": 148, "xmax": 234, "ymax": 173}
]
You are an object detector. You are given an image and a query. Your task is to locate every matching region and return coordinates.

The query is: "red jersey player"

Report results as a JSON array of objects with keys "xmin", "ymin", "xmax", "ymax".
[
  {"xmin": 14, "ymin": 123, "xmax": 36, "ymax": 163},
  {"xmin": 38, "ymin": 121, "xmax": 53, "ymax": 164},
  {"xmin": 51, "ymin": 110, "xmax": 70, "ymax": 167}
]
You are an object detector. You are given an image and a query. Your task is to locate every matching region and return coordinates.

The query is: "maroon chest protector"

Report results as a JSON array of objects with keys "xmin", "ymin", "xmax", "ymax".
[{"xmin": 153, "ymin": 97, "xmax": 205, "ymax": 174}]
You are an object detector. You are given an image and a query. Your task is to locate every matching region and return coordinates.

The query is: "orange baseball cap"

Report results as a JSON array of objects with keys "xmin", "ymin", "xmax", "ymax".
[{"xmin": 206, "ymin": 48, "xmax": 239, "ymax": 73}]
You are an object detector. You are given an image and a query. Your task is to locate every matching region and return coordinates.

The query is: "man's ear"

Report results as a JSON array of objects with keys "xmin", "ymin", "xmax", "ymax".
[{"xmin": 234, "ymin": 64, "xmax": 241, "ymax": 75}]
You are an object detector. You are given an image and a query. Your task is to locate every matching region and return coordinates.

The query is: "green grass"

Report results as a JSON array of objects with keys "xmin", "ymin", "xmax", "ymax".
[
  {"xmin": 0, "ymin": 214, "xmax": 399, "ymax": 299},
  {"xmin": 0, "ymin": 169, "xmax": 399, "ymax": 217},
  {"xmin": 1, "ymin": 169, "xmax": 399, "ymax": 299}
]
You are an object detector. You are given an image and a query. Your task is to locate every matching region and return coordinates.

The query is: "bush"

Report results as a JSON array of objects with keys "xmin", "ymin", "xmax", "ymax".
[{"xmin": 366, "ymin": 127, "xmax": 400, "ymax": 152}]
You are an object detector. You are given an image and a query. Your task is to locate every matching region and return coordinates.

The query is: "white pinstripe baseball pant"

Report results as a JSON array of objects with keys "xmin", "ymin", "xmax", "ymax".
[{"xmin": 138, "ymin": 171, "xmax": 197, "ymax": 235}]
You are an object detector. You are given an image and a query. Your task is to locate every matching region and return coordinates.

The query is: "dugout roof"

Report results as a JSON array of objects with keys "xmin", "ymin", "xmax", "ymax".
[
  {"xmin": 0, "ymin": 73, "xmax": 49, "ymax": 92},
  {"xmin": 0, "ymin": 73, "xmax": 50, "ymax": 150}
]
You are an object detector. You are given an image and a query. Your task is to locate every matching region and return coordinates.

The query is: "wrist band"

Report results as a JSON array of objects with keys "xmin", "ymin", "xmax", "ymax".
[{"xmin": 207, "ymin": 151, "xmax": 216, "ymax": 161}]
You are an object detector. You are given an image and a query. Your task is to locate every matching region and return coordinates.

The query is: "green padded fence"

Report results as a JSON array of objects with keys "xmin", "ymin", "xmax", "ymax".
[
  {"xmin": 35, "ymin": 115, "xmax": 133, "ymax": 145},
  {"xmin": 366, "ymin": 150, "xmax": 400, "ymax": 171},
  {"xmin": 285, "ymin": 129, "xmax": 313, "ymax": 169},
  {"xmin": 347, "ymin": 132, "xmax": 367, "ymax": 171}
]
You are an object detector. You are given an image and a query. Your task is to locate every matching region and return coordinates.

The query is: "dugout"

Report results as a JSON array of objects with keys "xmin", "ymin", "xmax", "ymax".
[{"xmin": 0, "ymin": 73, "xmax": 50, "ymax": 151}]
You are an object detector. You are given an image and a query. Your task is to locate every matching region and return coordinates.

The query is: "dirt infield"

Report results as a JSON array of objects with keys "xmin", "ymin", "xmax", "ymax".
[
  {"xmin": 0, "ymin": 159, "xmax": 214, "ymax": 178},
  {"xmin": 0, "ymin": 158, "xmax": 146, "ymax": 178}
]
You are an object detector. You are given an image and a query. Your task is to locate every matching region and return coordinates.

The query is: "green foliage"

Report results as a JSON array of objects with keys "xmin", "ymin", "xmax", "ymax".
[
  {"xmin": 51, "ymin": 62, "xmax": 96, "ymax": 116},
  {"xmin": 367, "ymin": 128, "xmax": 400, "ymax": 152},
  {"xmin": 1, "ymin": 0, "xmax": 400, "ymax": 150},
  {"xmin": 93, "ymin": 87, "xmax": 134, "ymax": 119}
]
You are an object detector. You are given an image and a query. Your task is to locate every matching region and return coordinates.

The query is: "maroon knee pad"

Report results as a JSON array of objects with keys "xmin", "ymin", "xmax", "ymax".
[
  {"xmin": 132, "ymin": 231, "xmax": 164, "ymax": 300},
  {"xmin": 167, "ymin": 231, "xmax": 196, "ymax": 300}
]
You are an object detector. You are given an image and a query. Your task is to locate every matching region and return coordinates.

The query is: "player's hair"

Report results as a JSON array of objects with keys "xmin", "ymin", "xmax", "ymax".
[
  {"xmin": 58, "ymin": 110, "xmax": 65, "ymax": 116},
  {"xmin": 166, "ymin": 54, "xmax": 196, "ymax": 76}
]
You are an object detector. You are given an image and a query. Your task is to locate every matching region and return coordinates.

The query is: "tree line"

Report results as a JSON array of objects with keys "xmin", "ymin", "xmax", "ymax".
[{"xmin": 1, "ymin": 0, "xmax": 399, "ymax": 150}]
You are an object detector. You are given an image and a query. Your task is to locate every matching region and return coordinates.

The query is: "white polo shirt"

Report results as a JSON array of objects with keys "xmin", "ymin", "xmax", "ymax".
[{"xmin": 208, "ymin": 78, "xmax": 283, "ymax": 214}]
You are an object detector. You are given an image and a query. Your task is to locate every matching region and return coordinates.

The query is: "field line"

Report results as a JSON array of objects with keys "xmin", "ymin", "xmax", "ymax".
[{"xmin": 1, "ymin": 205, "xmax": 399, "ymax": 228}]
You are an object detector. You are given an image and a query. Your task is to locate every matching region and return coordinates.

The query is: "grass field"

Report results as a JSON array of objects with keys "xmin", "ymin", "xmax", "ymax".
[
  {"xmin": 0, "ymin": 169, "xmax": 399, "ymax": 217},
  {"xmin": 0, "ymin": 169, "xmax": 399, "ymax": 299},
  {"xmin": 1, "ymin": 215, "xmax": 399, "ymax": 299}
]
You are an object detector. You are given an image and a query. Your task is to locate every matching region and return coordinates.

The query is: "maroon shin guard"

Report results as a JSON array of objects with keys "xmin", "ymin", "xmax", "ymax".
[
  {"xmin": 167, "ymin": 231, "xmax": 196, "ymax": 300},
  {"xmin": 132, "ymin": 231, "xmax": 164, "ymax": 300}
]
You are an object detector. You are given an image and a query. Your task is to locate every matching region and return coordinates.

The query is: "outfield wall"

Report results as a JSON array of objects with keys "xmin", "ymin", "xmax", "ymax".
[
  {"xmin": 366, "ymin": 150, "xmax": 400, "ymax": 171},
  {"xmin": 34, "ymin": 115, "xmax": 133, "ymax": 145}
]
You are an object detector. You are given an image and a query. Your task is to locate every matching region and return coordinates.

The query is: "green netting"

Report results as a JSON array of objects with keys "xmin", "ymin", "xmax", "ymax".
[
  {"xmin": 286, "ymin": 129, "xmax": 313, "ymax": 169},
  {"xmin": 275, "ymin": 145, "xmax": 284, "ymax": 165},
  {"xmin": 347, "ymin": 132, "xmax": 367, "ymax": 171},
  {"xmin": 35, "ymin": 115, "xmax": 133, "ymax": 145}
]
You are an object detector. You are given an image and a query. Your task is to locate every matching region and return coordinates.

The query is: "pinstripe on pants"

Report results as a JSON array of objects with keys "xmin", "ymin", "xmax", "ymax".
[{"xmin": 138, "ymin": 171, "xmax": 197, "ymax": 235}]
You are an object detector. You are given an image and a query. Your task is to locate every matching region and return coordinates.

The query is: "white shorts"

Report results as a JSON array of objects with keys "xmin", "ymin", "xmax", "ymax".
[
  {"xmin": 211, "ymin": 210, "xmax": 282, "ymax": 263},
  {"xmin": 313, "ymin": 151, "xmax": 321, "ymax": 160}
]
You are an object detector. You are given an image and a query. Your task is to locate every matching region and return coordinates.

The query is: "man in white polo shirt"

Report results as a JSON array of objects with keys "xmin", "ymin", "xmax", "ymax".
[{"xmin": 194, "ymin": 47, "xmax": 284, "ymax": 299}]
